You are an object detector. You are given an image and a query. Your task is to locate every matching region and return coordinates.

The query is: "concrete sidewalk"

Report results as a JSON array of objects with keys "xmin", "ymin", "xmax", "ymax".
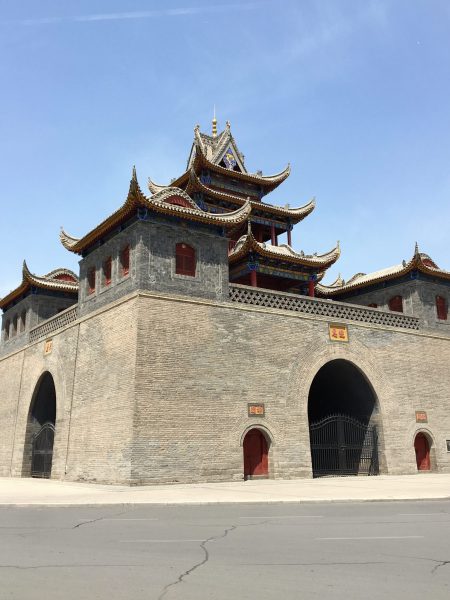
[{"xmin": 1, "ymin": 474, "xmax": 450, "ymax": 506}]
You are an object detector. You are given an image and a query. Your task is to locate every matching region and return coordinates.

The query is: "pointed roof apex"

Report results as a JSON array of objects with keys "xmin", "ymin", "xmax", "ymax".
[
  {"xmin": 212, "ymin": 106, "xmax": 217, "ymax": 138},
  {"xmin": 129, "ymin": 166, "xmax": 144, "ymax": 197},
  {"xmin": 414, "ymin": 241, "xmax": 420, "ymax": 256}
]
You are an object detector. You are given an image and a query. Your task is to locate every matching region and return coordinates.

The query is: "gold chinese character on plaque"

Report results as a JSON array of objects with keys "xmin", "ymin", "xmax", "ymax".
[
  {"xmin": 248, "ymin": 403, "xmax": 265, "ymax": 417},
  {"xmin": 328, "ymin": 324, "xmax": 349, "ymax": 342},
  {"xmin": 415, "ymin": 411, "xmax": 428, "ymax": 423},
  {"xmin": 44, "ymin": 339, "xmax": 53, "ymax": 355}
]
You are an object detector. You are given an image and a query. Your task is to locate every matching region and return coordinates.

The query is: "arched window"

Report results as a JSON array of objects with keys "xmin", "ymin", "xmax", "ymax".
[
  {"xmin": 120, "ymin": 245, "xmax": 130, "ymax": 276},
  {"xmin": 388, "ymin": 295, "xmax": 403, "ymax": 313},
  {"xmin": 103, "ymin": 256, "xmax": 112, "ymax": 286},
  {"xmin": 87, "ymin": 267, "xmax": 96, "ymax": 295},
  {"xmin": 175, "ymin": 243, "xmax": 196, "ymax": 277},
  {"xmin": 368, "ymin": 303, "xmax": 378, "ymax": 308},
  {"xmin": 3, "ymin": 321, "xmax": 10, "ymax": 341},
  {"xmin": 436, "ymin": 296, "xmax": 448, "ymax": 321}
]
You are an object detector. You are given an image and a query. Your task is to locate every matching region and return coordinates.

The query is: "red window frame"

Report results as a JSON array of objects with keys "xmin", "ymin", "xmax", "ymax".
[
  {"xmin": 120, "ymin": 245, "xmax": 130, "ymax": 276},
  {"xmin": 388, "ymin": 295, "xmax": 403, "ymax": 313},
  {"xmin": 87, "ymin": 267, "xmax": 96, "ymax": 295},
  {"xmin": 175, "ymin": 243, "xmax": 196, "ymax": 277},
  {"xmin": 436, "ymin": 296, "xmax": 448, "ymax": 320},
  {"xmin": 103, "ymin": 257, "xmax": 112, "ymax": 286}
]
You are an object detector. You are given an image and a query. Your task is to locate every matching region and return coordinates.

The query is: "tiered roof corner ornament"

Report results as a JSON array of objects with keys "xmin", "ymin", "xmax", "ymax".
[
  {"xmin": 59, "ymin": 118, "xmax": 335, "ymax": 295},
  {"xmin": 317, "ymin": 245, "xmax": 449, "ymax": 297},
  {"xmin": 229, "ymin": 228, "xmax": 340, "ymax": 269},
  {"xmin": 60, "ymin": 167, "xmax": 252, "ymax": 255},
  {"xmin": 0, "ymin": 261, "xmax": 78, "ymax": 310}
]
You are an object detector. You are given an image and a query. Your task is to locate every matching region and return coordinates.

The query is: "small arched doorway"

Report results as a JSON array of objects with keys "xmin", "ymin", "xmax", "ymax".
[
  {"xmin": 243, "ymin": 428, "xmax": 269, "ymax": 479},
  {"xmin": 22, "ymin": 372, "xmax": 56, "ymax": 478},
  {"xmin": 308, "ymin": 359, "xmax": 381, "ymax": 477},
  {"xmin": 414, "ymin": 433, "xmax": 431, "ymax": 471}
]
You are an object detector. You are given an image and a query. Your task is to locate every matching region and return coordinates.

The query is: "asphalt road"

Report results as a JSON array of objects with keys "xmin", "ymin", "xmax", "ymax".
[{"xmin": 1, "ymin": 500, "xmax": 450, "ymax": 599}]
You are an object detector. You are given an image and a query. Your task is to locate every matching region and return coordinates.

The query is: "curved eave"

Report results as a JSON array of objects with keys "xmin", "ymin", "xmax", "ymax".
[
  {"xmin": 45, "ymin": 267, "xmax": 79, "ymax": 282},
  {"xmin": 60, "ymin": 186, "xmax": 142, "ymax": 254},
  {"xmin": 229, "ymin": 234, "xmax": 340, "ymax": 269},
  {"xmin": 187, "ymin": 173, "xmax": 315, "ymax": 222},
  {"xmin": 60, "ymin": 229, "xmax": 81, "ymax": 251},
  {"xmin": 1, "ymin": 263, "xmax": 78, "ymax": 309},
  {"xmin": 61, "ymin": 177, "xmax": 252, "ymax": 255},
  {"xmin": 318, "ymin": 255, "xmax": 450, "ymax": 297},
  {"xmin": 148, "ymin": 177, "xmax": 167, "ymax": 195},
  {"xmin": 147, "ymin": 187, "xmax": 251, "ymax": 226},
  {"xmin": 172, "ymin": 146, "xmax": 290, "ymax": 191}
]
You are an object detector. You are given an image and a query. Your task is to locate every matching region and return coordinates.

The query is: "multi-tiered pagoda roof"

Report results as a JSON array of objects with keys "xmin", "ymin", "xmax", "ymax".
[{"xmin": 147, "ymin": 118, "xmax": 340, "ymax": 294}]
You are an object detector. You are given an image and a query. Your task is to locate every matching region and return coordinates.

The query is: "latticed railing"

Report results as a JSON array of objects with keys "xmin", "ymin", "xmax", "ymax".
[
  {"xmin": 229, "ymin": 284, "xmax": 420, "ymax": 330},
  {"xmin": 29, "ymin": 306, "xmax": 79, "ymax": 343}
]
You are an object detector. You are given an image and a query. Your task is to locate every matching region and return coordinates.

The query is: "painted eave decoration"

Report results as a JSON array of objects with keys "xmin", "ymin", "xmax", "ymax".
[
  {"xmin": 0, "ymin": 261, "xmax": 79, "ymax": 309},
  {"xmin": 317, "ymin": 244, "xmax": 450, "ymax": 297},
  {"xmin": 229, "ymin": 229, "xmax": 341, "ymax": 269},
  {"xmin": 60, "ymin": 168, "xmax": 252, "ymax": 255},
  {"xmin": 182, "ymin": 170, "xmax": 316, "ymax": 222}
]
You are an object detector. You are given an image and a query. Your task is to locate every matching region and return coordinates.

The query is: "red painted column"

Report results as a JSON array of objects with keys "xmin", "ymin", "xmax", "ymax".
[
  {"xmin": 271, "ymin": 224, "xmax": 276, "ymax": 246},
  {"xmin": 250, "ymin": 270, "xmax": 257, "ymax": 287},
  {"xmin": 308, "ymin": 278, "xmax": 315, "ymax": 297}
]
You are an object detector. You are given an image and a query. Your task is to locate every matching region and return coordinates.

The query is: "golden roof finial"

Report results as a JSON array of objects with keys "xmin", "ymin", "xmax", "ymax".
[{"xmin": 212, "ymin": 105, "xmax": 217, "ymax": 138}]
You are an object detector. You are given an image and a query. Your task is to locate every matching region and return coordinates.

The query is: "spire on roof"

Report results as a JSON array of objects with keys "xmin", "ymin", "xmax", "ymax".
[
  {"xmin": 130, "ymin": 165, "xmax": 140, "ymax": 194},
  {"xmin": 212, "ymin": 106, "xmax": 217, "ymax": 138},
  {"xmin": 414, "ymin": 241, "xmax": 420, "ymax": 256}
]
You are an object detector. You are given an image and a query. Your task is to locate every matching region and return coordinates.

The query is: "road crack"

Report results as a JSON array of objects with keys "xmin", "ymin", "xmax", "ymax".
[
  {"xmin": 157, "ymin": 524, "xmax": 237, "ymax": 600},
  {"xmin": 72, "ymin": 507, "xmax": 131, "ymax": 529},
  {"xmin": 431, "ymin": 560, "xmax": 450, "ymax": 574}
]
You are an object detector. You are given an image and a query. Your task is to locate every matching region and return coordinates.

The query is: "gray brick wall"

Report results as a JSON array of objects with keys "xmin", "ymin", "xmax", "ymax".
[
  {"xmin": 340, "ymin": 279, "xmax": 450, "ymax": 333},
  {"xmin": 1, "ymin": 294, "xmax": 77, "ymax": 357},
  {"xmin": 1, "ymin": 289, "xmax": 449, "ymax": 485},
  {"xmin": 78, "ymin": 218, "xmax": 229, "ymax": 317}
]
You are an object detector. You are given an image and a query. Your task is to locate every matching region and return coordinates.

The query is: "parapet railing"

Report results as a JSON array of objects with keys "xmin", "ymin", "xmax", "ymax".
[
  {"xmin": 29, "ymin": 305, "xmax": 79, "ymax": 343},
  {"xmin": 229, "ymin": 284, "xmax": 420, "ymax": 330}
]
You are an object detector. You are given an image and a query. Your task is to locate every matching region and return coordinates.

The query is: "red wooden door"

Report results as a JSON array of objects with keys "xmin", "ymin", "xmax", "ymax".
[
  {"xmin": 414, "ymin": 433, "xmax": 431, "ymax": 471},
  {"xmin": 243, "ymin": 429, "xmax": 268, "ymax": 477}
]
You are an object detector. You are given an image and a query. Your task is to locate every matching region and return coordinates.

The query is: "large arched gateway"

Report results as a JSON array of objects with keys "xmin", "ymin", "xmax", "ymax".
[
  {"xmin": 22, "ymin": 372, "xmax": 56, "ymax": 478},
  {"xmin": 308, "ymin": 359, "xmax": 381, "ymax": 477}
]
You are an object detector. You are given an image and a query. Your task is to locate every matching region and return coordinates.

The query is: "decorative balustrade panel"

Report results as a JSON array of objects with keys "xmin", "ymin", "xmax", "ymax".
[
  {"xmin": 229, "ymin": 284, "xmax": 420, "ymax": 330},
  {"xmin": 29, "ymin": 306, "xmax": 79, "ymax": 343}
]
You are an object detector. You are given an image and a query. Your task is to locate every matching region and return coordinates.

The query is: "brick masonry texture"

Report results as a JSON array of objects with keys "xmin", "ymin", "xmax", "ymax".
[
  {"xmin": 78, "ymin": 218, "xmax": 229, "ymax": 317},
  {"xmin": 1, "ymin": 289, "xmax": 449, "ymax": 484},
  {"xmin": 340, "ymin": 279, "xmax": 450, "ymax": 334}
]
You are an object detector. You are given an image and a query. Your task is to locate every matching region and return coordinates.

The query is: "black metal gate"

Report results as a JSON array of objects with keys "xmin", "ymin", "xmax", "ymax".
[
  {"xmin": 31, "ymin": 423, "xmax": 55, "ymax": 478},
  {"xmin": 309, "ymin": 414, "xmax": 379, "ymax": 477}
]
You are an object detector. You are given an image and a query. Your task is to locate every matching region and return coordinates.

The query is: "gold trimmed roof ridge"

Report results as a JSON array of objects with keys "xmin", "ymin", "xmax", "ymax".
[
  {"xmin": 186, "ymin": 170, "xmax": 315, "ymax": 221},
  {"xmin": 174, "ymin": 137, "xmax": 290, "ymax": 191},
  {"xmin": 1, "ymin": 261, "xmax": 79, "ymax": 310},
  {"xmin": 60, "ymin": 170, "xmax": 252, "ymax": 254},
  {"xmin": 229, "ymin": 231, "xmax": 340, "ymax": 268},
  {"xmin": 317, "ymin": 248, "xmax": 450, "ymax": 296}
]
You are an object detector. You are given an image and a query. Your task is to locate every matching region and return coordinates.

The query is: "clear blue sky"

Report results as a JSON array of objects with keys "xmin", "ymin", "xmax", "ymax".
[{"xmin": 1, "ymin": 0, "xmax": 449, "ymax": 296}]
